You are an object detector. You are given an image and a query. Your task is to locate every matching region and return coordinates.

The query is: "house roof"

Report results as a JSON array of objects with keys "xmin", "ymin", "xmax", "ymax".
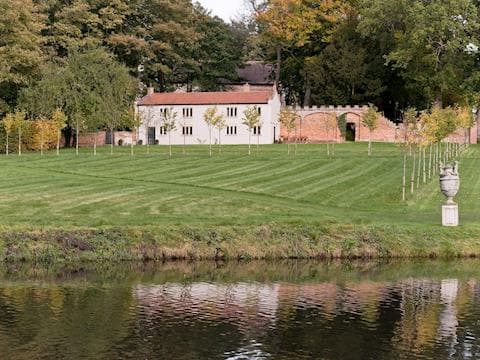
[
  {"xmin": 236, "ymin": 61, "xmax": 274, "ymax": 85},
  {"xmin": 137, "ymin": 90, "xmax": 274, "ymax": 106}
]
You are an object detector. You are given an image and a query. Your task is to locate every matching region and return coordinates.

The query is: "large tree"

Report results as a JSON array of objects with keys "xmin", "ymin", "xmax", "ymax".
[
  {"xmin": 0, "ymin": 0, "xmax": 44, "ymax": 114},
  {"xmin": 20, "ymin": 48, "xmax": 137, "ymax": 150},
  {"xmin": 254, "ymin": 0, "xmax": 345, "ymax": 91},
  {"xmin": 358, "ymin": 0, "xmax": 479, "ymax": 108}
]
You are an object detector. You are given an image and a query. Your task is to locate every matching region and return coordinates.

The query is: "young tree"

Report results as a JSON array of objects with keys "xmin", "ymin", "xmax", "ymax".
[
  {"xmin": 51, "ymin": 109, "xmax": 67, "ymax": 156},
  {"xmin": 212, "ymin": 111, "xmax": 226, "ymax": 153},
  {"xmin": 160, "ymin": 108, "xmax": 177, "ymax": 157},
  {"xmin": 242, "ymin": 106, "xmax": 261, "ymax": 156},
  {"xmin": 455, "ymin": 106, "xmax": 475, "ymax": 147},
  {"xmin": 178, "ymin": 116, "xmax": 189, "ymax": 156},
  {"xmin": 324, "ymin": 113, "xmax": 338, "ymax": 156},
  {"xmin": 141, "ymin": 106, "xmax": 155, "ymax": 155},
  {"xmin": 127, "ymin": 106, "xmax": 142, "ymax": 156},
  {"xmin": 13, "ymin": 111, "xmax": 27, "ymax": 156},
  {"xmin": 361, "ymin": 105, "xmax": 380, "ymax": 156},
  {"xmin": 420, "ymin": 106, "xmax": 457, "ymax": 178},
  {"xmin": 203, "ymin": 107, "xmax": 223, "ymax": 157},
  {"xmin": 36, "ymin": 118, "xmax": 49, "ymax": 156},
  {"xmin": 278, "ymin": 107, "xmax": 297, "ymax": 155},
  {"xmin": 3, "ymin": 113, "xmax": 15, "ymax": 155},
  {"xmin": 400, "ymin": 108, "xmax": 419, "ymax": 199}
]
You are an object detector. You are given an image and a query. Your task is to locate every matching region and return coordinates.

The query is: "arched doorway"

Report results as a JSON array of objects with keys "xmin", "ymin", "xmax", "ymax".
[{"xmin": 346, "ymin": 122, "xmax": 356, "ymax": 141}]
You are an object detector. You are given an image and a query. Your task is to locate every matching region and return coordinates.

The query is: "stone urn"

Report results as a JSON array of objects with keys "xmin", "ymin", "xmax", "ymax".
[{"xmin": 439, "ymin": 161, "xmax": 460, "ymax": 204}]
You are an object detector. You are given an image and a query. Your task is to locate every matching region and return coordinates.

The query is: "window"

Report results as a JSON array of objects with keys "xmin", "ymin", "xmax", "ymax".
[
  {"xmin": 227, "ymin": 107, "xmax": 238, "ymax": 117},
  {"xmin": 253, "ymin": 126, "xmax": 261, "ymax": 135},
  {"xmin": 159, "ymin": 108, "xmax": 168, "ymax": 117},
  {"xmin": 182, "ymin": 108, "xmax": 193, "ymax": 117},
  {"xmin": 226, "ymin": 126, "xmax": 237, "ymax": 135},
  {"xmin": 182, "ymin": 126, "xmax": 193, "ymax": 136},
  {"xmin": 257, "ymin": 107, "xmax": 262, "ymax": 115},
  {"xmin": 159, "ymin": 126, "xmax": 167, "ymax": 135}
]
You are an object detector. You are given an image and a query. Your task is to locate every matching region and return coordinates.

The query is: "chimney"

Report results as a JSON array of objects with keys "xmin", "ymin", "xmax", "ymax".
[
  {"xmin": 147, "ymin": 86, "xmax": 155, "ymax": 96},
  {"xmin": 243, "ymin": 83, "xmax": 251, "ymax": 92}
]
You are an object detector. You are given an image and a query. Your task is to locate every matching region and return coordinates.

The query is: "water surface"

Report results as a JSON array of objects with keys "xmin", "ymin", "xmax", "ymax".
[{"xmin": 1, "ymin": 260, "xmax": 480, "ymax": 359}]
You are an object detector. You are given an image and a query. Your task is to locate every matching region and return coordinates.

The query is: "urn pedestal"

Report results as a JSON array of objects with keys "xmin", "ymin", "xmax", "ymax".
[
  {"xmin": 442, "ymin": 204, "xmax": 459, "ymax": 227},
  {"xmin": 439, "ymin": 162, "xmax": 460, "ymax": 227}
]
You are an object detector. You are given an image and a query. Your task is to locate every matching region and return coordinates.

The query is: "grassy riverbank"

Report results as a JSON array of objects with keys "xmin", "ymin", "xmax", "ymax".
[{"xmin": 0, "ymin": 143, "xmax": 479, "ymax": 262}]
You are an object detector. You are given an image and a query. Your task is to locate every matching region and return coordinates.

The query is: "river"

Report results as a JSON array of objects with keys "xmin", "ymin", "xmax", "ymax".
[{"xmin": 0, "ymin": 260, "xmax": 479, "ymax": 359}]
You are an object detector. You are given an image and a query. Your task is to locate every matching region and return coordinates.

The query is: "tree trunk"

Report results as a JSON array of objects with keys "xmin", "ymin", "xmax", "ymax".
[
  {"xmin": 219, "ymin": 128, "xmax": 222, "ymax": 153},
  {"xmin": 402, "ymin": 153, "xmax": 407, "ymax": 201},
  {"xmin": 6, "ymin": 133, "xmax": 8, "ymax": 156},
  {"xmin": 368, "ymin": 136, "xmax": 372, "ymax": 156},
  {"xmin": 434, "ymin": 92, "xmax": 443, "ymax": 108},
  {"xmin": 428, "ymin": 144, "xmax": 432, "ymax": 180},
  {"xmin": 130, "ymin": 132, "xmax": 134, "ymax": 156},
  {"xmin": 248, "ymin": 130, "xmax": 251, "ymax": 156},
  {"xmin": 410, "ymin": 149, "xmax": 416, "ymax": 194},
  {"xmin": 75, "ymin": 119, "xmax": 79, "ymax": 156},
  {"xmin": 209, "ymin": 126, "xmax": 212, "ymax": 157},
  {"xmin": 18, "ymin": 129, "xmax": 21, "ymax": 156},
  {"xmin": 169, "ymin": 132, "xmax": 172, "ymax": 157},
  {"xmin": 183, "ymin": 134, "xmax": 186, "ymax": 157},
  {"xmin": 110, "ymin": 127, "xmax": 114, "ymax": 155},
  {"xmin": 417, "ymin": 147, "xmax": 421, "ymax": 188},
  {"xmin": 256, "ymin": 129, "xmax": 259, "ymax": 155},
  {"xmin": 56, "ymin": 130, "xmax": 60, "ymax": 156},
  {"xmin": 275, "ymin": 45, "xmax": 282, "ymax": 88},
  {"xmin": 287, "ymin": 131, "xmax": 291, "ymax": 155},
  {"xmin": 303, "ymin": 77, "xmax": 311, "ymax": 108},
  {"xmin": 40, "ymin": 129, "xmax": 44, "ymax": 156}
]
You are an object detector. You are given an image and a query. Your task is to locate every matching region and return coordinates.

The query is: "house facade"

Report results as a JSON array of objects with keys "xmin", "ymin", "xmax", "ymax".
[{"xmin": 136, "ymin": 85, "xmax": 281, "ymax": 145}]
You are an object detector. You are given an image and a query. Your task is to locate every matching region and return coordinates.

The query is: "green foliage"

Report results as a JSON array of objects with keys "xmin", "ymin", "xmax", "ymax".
[
  {"xmin": 307, "ymin": 12, "xmax": 385, "ymax": 105},
  {"xmin": 0, "ymin": 0, "xmax": 44, "ymax": 112},
  {"xmin": 160, "ymin": 108, "xmax": 178, "ymax": 132},
  {"xmin": 242, "ymin": 106, "xmax": 262, "ymax": 130},
  {"xmin": 21, "ymin": 48, "xmax": 137, "ymax": 136},
  {"xmin": 337, "ymin": 113, "xmax": 347, "ymax": 138},
  {"xmin": 359, "ymin": 0, "xmax": 479, "ymax": 107},
  {"xmin": 361, "ymin": 105, "xmax": 380, "ymax": 132},
  {"xmin": 420, "ymin": 106, "xmax": 459, "ymax": 144}
]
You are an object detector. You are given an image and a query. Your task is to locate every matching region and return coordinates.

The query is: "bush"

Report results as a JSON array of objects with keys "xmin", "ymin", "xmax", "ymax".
[{"xmin": 118, "ymin": 139, "xmax": 124, "ymax": 146}]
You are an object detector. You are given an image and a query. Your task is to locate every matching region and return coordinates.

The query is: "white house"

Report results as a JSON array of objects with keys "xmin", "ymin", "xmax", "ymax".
[{"xmin": 136, "ymin": 85, "xmax": 281, "ymax": 145}]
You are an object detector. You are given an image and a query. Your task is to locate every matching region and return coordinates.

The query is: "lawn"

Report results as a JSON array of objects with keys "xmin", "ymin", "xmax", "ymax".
[
  {"xmin": 0, "ymin": 142, "xmax": 478, "ymax": 228},
  {"xmin": 0, "ymin": 142, "xmax": 478, "ymax": 261}
]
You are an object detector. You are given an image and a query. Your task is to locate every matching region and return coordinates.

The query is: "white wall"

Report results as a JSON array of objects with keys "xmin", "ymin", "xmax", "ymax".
[{"xmin": 137, "ymin": 94, "xmax": 281, "ymax": 145}]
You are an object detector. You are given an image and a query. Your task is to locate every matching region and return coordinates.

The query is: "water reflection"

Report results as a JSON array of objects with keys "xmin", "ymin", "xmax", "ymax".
[{"xmin": 0, "ymin": 260, "xmax": 479, "ymax": 359}]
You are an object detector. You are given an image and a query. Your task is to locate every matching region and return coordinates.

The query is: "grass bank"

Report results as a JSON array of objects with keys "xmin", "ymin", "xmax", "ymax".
[{"xmin": 0, "ymin": 143, "xmax": 478, "ymax": 262}]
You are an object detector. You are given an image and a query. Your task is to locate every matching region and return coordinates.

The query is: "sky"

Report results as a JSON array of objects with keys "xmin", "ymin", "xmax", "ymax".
[{"xmin": 196, "ymin": 0, "xmax": 246, "ymax": 22}]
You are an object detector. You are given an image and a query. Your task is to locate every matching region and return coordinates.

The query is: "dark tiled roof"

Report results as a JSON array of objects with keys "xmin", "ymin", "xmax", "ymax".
[{"xmin": 236, "ymin": 61, "xmax": 274, "ymax": 85}]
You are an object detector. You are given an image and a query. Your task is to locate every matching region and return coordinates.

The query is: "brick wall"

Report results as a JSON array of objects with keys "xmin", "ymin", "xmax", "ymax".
[
  {"xmin": 280, "ymin": 111, "xmax": 401, "ymax": 143},
  {"xmin": 76, "ymin": 131, "xmax": 137, "ymax": 147},
  {"xmin": 280, "ymin": 106, "xmax": 479, "ymax": 144}
]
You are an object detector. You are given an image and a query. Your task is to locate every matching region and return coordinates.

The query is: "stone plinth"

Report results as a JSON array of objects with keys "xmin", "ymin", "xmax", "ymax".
[{"xmin": 442, "ymin": 204, "xmax": 459, "ymax": 227}]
